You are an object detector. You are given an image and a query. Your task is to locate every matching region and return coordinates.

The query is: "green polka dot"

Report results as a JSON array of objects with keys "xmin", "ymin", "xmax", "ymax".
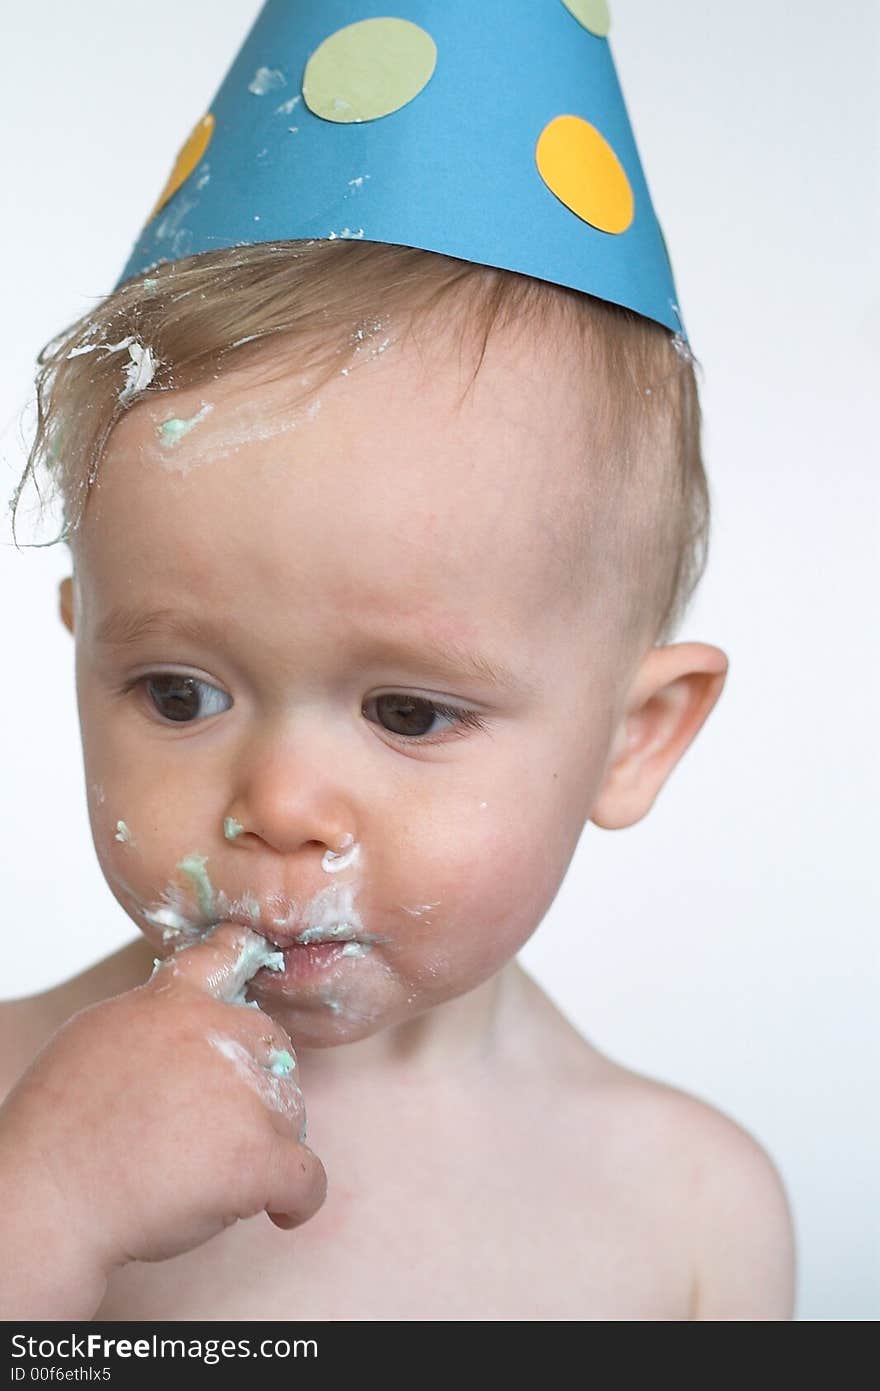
[
  {"xmin": 561, "ymin": 0, "xmax": 611, "ymax": 39},
  {"xmin": 303, "ymin": 17, "xmax": 437, "ymax": 124}
]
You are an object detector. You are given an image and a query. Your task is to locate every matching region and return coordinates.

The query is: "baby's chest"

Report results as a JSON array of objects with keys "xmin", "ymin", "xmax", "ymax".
[{"xmin": 96, "ymin": 1142, "xmax": 693, "ymax": 1320}]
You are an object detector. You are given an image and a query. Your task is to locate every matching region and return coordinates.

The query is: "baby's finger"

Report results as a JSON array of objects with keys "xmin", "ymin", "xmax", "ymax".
[
  {"xmin": 236, "ymin": 1019, "xmax": 305, "ymax": 1127},
  {"xmin": 204, "ymin": 1029, "xmax": 307, "ymax": 1139},
  {"xmin": 154, "ymin": 922, "xmax": 284, "ymax": 1004},
  {"xmin": 265, "ymin": 1141, "xmax": 327, "ymax": 1231}
]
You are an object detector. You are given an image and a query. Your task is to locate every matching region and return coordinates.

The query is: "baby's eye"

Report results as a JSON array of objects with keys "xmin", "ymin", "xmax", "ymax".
[
  {"xmin": 135, "ymin": 674, "xmax": 232, "ymax": 724},
  {"xmin": 363, "ymin": 693, "xmax": 487, "ymax": 743}
]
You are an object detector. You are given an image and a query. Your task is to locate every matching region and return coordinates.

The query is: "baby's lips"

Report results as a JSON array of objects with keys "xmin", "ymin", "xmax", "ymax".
[{"xmin": 156, "ymin": 921, "xmax": 280, "ymax": 1002}]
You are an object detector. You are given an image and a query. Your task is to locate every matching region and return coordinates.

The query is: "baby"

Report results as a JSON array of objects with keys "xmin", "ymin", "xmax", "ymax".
[{"xmin": 0, "ymin": 237, "xmax": 795, "ymax": 1320}]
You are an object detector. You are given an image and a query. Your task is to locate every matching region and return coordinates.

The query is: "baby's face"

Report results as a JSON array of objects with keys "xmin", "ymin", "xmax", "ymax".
[{"xmin": 63, "ymin": 314, "xmax": 626, "ymax": 1046}]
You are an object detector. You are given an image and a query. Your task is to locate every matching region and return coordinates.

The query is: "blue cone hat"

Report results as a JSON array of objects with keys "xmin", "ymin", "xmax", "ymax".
[{"xmin": 114, "ymin": 0, "xmax": 685, "ymax": 336}]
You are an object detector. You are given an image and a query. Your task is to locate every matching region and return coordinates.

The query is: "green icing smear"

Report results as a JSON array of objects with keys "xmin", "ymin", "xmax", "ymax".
[
  {"xmin": 224, "ymin": 817, "xmax": 244, "ymax": 841},
  {"xmin": 267, "ymin": 1048, "xmax": 296, "ymax": 1077},
  {"xmin": 177, "ymin": 853, "xmax": 215, "ymax": 919},
  {"xmin": 226, "ymin": 932, "xmax": 285, "ymax": 1008},
  {"xmin": 235, "ymin": 937, "xmax": 284, "ymax": 978},
  {"xmin": 157, "ymin": 402, "xmax": 213, "ymax": 447},
  {"xmin": 47, "ymin": 426, "xmax": 65, "ymax": 464}
]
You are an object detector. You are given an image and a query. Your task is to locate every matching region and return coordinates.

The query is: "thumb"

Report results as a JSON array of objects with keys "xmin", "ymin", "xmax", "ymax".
[{"xmin": 152, "ymin": 922, "xmax": 284, "ymax": 1003}]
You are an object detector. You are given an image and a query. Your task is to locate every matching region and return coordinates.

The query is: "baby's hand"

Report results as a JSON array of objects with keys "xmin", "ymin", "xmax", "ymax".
[{"xmin": 0, "ymin": 924, "xmax": 325, "ymax": 1316}]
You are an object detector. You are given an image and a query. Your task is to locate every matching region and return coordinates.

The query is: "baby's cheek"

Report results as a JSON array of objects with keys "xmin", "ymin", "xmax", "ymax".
[
  {"xmin": 497, "ymin": 819, "xmax": 574, "ymax": 934},
  {"xmin": 429, "ymin": 822, "xmax": 553, "ymax": 971},
  {"xmin": 88, "ymin": 798, "xmax": 137, "ymax": 886},
  {"xmin": 87, "ymin": 778, "xmax": 170, "ymax": 876},
  {"xmin": 85, "ymin": 802, "xmax": 178, "ymax": 948}
]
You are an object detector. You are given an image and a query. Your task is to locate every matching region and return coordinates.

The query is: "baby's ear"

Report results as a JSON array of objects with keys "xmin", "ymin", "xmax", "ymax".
[
  {"xmin": 59, "ymin": 576, "xmax": 75, "ymax": 634},
  {"xmin": 590, "ymin": 642, "xmax": 728, "ymax": 830}
]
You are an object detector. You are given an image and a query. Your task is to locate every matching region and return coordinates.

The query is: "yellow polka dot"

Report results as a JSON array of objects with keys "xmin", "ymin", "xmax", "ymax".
[
  {"xmin": 303, "ymin": 17, "xmax": 436, "ymax": 123},
  {"xmin": 560, "ymin": 0, "xmax": 611, "ymax": 38},
  {"xmin": 150, "ymin": 114, "xmax": 215, "ymax": 221},
  {"xmin": 536, "ymin": 115, "xmax": 633, "ymax": 234}
]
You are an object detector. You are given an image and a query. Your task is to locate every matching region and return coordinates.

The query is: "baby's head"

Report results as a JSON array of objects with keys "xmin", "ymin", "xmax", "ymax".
[{"xmin": 15, "ymin": 239, "xmax": 725, "ymax": 1047}]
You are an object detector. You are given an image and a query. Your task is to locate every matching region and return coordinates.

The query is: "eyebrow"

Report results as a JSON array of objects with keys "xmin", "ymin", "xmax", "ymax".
[
  {"xmin": 95, "ymin": 607, "xmax": 229, "ymax": 652},
  {"xmin": 93, "ymin": 605, "xmax": 534, "ymax": 697}
]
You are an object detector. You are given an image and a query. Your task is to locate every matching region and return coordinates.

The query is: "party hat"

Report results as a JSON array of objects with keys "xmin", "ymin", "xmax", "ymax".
[{"xmin": 114, "ymin": 0, "xmax": 685, "ymax": 335}]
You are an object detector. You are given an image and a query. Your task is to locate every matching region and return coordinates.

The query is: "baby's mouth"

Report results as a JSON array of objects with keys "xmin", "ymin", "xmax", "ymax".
[
  {"xmin": 213, "ymin": 910, "xmax": 384, "ymax": 951},
  {"xmin": 209, "ymin": 914, "xmax": 381, "ymax": 994},
  {"xmin": 141, "ymin": 868, "xmax": 384, "ymax": 951},
  {"xmin": 232, "ymin": 917, "xmax": 355, "ymax": 948}
]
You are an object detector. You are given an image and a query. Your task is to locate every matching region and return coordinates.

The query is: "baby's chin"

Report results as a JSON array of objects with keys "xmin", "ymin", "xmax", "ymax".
[
  {"xmin": 252, "ymin": 964, "xmax": 482, "ymax": 1059},
  {"xmin": 253, "ymin": 1005, "xmax": 388, "ymax": 1050},
  {"xmin": 243, "ymin": 950, "xmax": 411, "ymax": 1045}
]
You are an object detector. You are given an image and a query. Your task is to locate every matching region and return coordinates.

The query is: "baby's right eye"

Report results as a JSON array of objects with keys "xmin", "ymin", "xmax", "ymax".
[{"xmin": 128, "ymin": 674, "xmax": 232, "ymax": 724}]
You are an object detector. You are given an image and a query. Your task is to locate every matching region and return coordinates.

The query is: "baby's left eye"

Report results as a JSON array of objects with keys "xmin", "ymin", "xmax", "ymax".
[
  {"xmin": 362, "ymin": 693, "xmax": 487, "ymax": 743},
  {"xmin": 136, "ymin": 674, "xmax": 232, "ymax": 724}
]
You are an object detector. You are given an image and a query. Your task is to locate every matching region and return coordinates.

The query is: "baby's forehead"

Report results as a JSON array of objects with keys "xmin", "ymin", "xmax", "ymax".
[{"xmin": 88, "ymin": 321, "xmax": 593, "ymax": 610}]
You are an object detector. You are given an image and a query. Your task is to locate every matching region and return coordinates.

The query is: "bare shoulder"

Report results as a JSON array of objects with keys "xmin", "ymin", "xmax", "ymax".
[
  {"xmin": 580, "ymin": 1060, "xmax": 797, "ymax": 1321},
  {"xmin": 0, "ymin": 993, "xmax": 58, "ymax": 1102},
  {"xmin": 671, "ymin": 1083, "xmax": 796, "ymax": 1320},
  {"xmin": 0, "ymin": 939, "xmax": 152, "ymax": 1103},
  {"xmin": 482, "ymin": 968, "xmax": 795, "ymax": 1319}
]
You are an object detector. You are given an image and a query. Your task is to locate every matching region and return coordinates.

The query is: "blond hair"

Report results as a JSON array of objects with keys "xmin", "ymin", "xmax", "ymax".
[{"xmin": 10, "ymin": 238, "xmax": 709, "ymax": 650}]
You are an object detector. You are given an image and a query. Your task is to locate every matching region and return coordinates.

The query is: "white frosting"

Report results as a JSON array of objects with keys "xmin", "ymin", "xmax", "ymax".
[{"xmin": 205, "ymin": 1032, "xmax": 305, "ymax": 1138}]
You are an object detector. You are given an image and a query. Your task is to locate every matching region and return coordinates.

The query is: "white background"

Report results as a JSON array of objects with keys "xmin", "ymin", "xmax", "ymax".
[{"xmin": 1, "ymin": 1, "xmax": 877, "ymax": 1320}]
